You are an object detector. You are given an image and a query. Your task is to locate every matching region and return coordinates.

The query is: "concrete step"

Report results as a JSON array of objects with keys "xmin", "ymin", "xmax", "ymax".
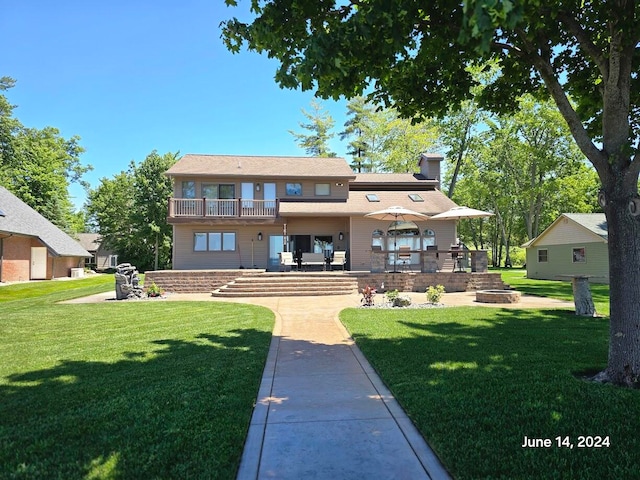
[
  {"xmin": 212, "ymin": 272, "xmax": 359, "ymax": 297},
  {"xmin": 211, "ymin": 289, "xmax": 355, "ymax": 297}
]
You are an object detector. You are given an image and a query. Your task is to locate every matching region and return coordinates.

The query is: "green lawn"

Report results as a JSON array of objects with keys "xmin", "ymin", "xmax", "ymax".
[
  {"xmin": 498, "ymin": 268, "xmax": 610, "ymax": 316},
  {"xmin": 340, "ymin": 307, "xmax": 638, "ymax": 479},
  {"xmin": 0, "ymin": 277, "xmax": 274, "ymax": 479}
]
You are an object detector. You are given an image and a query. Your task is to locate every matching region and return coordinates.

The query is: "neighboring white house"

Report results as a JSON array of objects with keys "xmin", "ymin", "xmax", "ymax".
[{"xmin": 523, "ymin": 213, "xmax": 609, "ymax": 284}]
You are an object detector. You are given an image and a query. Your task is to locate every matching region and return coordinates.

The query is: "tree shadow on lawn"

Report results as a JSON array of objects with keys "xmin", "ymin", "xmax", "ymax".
[
  {"xmin": 0, "ymin": 328, "xmax": 271, "ymax": 479},
  {"xmin": 346, "ymin": 308, "xmax": 639, "ymax": 479}
]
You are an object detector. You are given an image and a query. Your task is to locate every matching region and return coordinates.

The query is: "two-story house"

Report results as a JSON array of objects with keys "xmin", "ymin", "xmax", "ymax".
[{"xmin": 165, "ymin": 153, "xmax": 459, "ymax": 271}]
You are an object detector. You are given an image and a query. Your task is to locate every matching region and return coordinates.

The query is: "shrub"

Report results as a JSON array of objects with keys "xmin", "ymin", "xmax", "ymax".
[
  {"xmin": 385, "ymin": 289, "xmax": 400, "ymax": 303},
  {"xmin": 426, "ymin": 285, "xmax": 445, "ymax": 304},
  {"xmin": 146, "ymin": 282, "xmax": 164, "ymax": 297},
  {"xmin": 386, "ymin": 289, "xmax": 411, "ymax": 307}
]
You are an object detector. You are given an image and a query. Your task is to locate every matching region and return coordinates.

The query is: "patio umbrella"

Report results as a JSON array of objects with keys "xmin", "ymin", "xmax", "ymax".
[
  {"xmin": 430, "ymin": 206, "xmax": 494, "ymax": 252},
  {"xmin": 429, "ymin": 206, "xmax": 494, "ymax": 220},
  {"xmin": 365, "ymin": 206, "xmax": 429, "ymax": 272}
]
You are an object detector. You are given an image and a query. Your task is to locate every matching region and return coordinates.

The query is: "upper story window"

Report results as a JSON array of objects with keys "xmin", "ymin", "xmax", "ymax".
[
  {"xmin": 315, "ymin": 183, "xmax": 330, "ymax": 196},
  {"xmin": 182, "ymin": 181, "xmax": 196, "ymax": 199},
  {"xmin": 286, "ymin": 183, "xmax": 302, "ymax": 196},
  {"xmin": 202, "ymin": 183, "xmax": 235, "ymax": 199}
]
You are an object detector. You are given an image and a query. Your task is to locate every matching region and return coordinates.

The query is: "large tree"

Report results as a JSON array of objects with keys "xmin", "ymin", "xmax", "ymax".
[
  {"xmin": 0, "ymin": 77, "xmax": 90, "ymax": 232},
  {"xmin": 86, "ymin": 151, "xmax": 178, "ymax": 271},
  {"xmin": 340, "ymin": 96, "xmax": 440, "ymax": 172},
  {"xmin": 289, "ymin": 99, "xmax": 337, "ymax": 156},
  {"xmin": 222, "ymin": 1, "xmax": 640, "ymax": 386}
]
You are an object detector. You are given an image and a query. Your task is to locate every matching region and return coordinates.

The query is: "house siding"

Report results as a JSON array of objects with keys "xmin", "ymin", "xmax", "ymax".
[
  {"xmin": 526, "ymin": 242, "xmax": 609, "ymax": 283},
  {"xmin": 349, "ymin": 217, "xmax": 457, "ymax": 271},
  {"xmin": 173, "ymin": 217, "xmax": 349, "ymax": 270},
  {"xmin": 171, "ymin": 176, "xmax": 350, "ymax": 201},
  {"xmin": 535, "ymin": 218, "xmax": 602, "ymax": 245}
]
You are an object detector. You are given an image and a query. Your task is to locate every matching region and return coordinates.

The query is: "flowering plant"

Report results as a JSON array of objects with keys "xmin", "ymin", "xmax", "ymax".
[{"xmin": 361, "ymin": 285, "xmax": 377, "ymax": 306}]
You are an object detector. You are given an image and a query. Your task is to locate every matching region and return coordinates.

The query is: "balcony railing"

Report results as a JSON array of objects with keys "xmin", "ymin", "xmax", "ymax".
[{"xmin": 169, "ymin": 198, "xmax": 279, "ymax": 218}]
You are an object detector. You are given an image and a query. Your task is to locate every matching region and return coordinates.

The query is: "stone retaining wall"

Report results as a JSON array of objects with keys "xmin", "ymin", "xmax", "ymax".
[
  {"xmin": 351, "ymin": 272, "xmax": 507, "ymax": 293},
  {"xmin": 144, "ymin": 269, "xmax": 265, "ymax": 293},
  {"xmin": 143, "ymin": 270, "xmax": 507, "ymax": 294}
]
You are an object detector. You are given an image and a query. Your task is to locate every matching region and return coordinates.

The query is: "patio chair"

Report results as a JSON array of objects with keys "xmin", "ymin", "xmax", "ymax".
[
  {"xmin": 397, "ymin": 246, "xmax": 412, "ymax": 272},
  {"xmin": 280, "ymin": 252, "xmax": 296, "ymax": 272},
  {"xmin": 330, "ymin": 251, "xmax": 347, "ymax": 271}
]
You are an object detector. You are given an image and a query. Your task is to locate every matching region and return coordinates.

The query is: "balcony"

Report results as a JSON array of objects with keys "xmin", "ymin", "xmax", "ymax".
[{"xmin": 168, "ymin": 198, "xmax": 279, "ymax": 219}]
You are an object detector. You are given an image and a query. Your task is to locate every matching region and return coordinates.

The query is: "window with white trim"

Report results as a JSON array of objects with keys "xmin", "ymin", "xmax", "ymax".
[{"xmin": 194, "ymin": 232, "xmax": 236, "ymax": 251}]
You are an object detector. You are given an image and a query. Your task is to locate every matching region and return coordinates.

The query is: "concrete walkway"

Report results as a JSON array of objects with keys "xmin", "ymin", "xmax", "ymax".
[{"xmin": 233, "ymin": 294, "xmax": 451, "ymax": 480}]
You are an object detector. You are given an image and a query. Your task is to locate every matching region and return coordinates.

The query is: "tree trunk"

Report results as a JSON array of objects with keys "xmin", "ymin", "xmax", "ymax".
[
  {"xmin": 604, "ymin": 191, "xmax": 640, "ymax": 387},
  {"xmin": 154, "ymin": 233, "xmax": 159, "ymax": 271}
]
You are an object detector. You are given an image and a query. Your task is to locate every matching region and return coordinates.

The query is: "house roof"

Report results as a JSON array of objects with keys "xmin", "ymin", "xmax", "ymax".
[
  {"xmin": 76, "ymin": 233, "xmax": 102, "ymax": 251},
  {"xmin": 523, "ymin": 213, "xmax": 607, "ymax": 247},
  {"xmin": 166, "ymin": 154, "xmax": 357, "ymax": 179},
  {"xmin": 353, "ymin": 173, "xmax": 429, "ymax": 183},
  {"xmin": 279, "ymin": 190, "xmax": 458, "ymax": 216},
  {"xmin": 351, "ymin": 173, "xmax": 439, "ymax": 189},
  {"xmin": 0, "ymin": 187, "xmax": 91, "ymax": 257}
]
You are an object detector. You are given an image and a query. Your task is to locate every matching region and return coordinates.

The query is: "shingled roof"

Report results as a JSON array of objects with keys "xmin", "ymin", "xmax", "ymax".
[
  {"xmin": 0, "ymin": 187, "xmax": 90, "ymax": 257},
  {"xmin": 279, "ymin": 190, "xmax": 458, "ymax": 216},
  {"xmin": 166, "ymin": 154, "xmax": 357, "ymax": 179}
]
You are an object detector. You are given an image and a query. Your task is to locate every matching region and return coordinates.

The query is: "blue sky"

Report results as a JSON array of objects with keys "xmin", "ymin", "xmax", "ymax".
[{"xmin": 3, "ymin": 1, "xmax": 349, "ymax": 208}]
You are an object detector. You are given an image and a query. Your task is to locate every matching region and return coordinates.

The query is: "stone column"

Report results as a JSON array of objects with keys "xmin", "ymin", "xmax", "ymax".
[
  {"xmin": 371, "ymin": 251, "xmax": 386, "ymax": 273},
  {"xmin": 422, "ymin": 251, "xmax": 438, "ymax": 273},
  {"xmin": 470, "ymin": 251, "xmax": 488, "ymax": 273},
  {"xmin": 572, "ymin": 276, "xmax": 596, "ymax": 316}
]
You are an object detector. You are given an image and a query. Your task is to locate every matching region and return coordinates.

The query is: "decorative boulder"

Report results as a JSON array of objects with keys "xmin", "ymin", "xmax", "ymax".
[{"xmin": 115, "ymin": 263, "xmax": 144, "ymax": 300}]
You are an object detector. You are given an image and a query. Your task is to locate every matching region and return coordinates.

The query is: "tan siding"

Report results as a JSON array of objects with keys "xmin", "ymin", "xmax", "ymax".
[
  {"xmin": 537, "ymin": 218, "xmax": 603, "ymax": 245},
  {"xmin": 526, "ymin": 242, "xmax": 609, "ymax": 283},
  {"xmin": 171, "ymin": 176, "xmax": 350, "ymax": 201},
  {"xmin": 282, "ymin": 217, "xmax": 346, "ymax": 237},
  {"xmin": 349, "ymin": 217, "xmax": 457, "ymax": 271}
]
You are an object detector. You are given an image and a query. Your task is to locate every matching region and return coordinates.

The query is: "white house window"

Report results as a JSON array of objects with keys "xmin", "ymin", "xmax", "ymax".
[
  {"xmin": 109, "ymin": 255, "xmax": 119, "ymax": 267},
  {"xmin": 194, "ymin": 232, "xmax": 236, "ymax": 251},
  {"xmin": 572, "ymin": 247, "xmax": 586, "ymax": 263},
  {"xmin": 315, "ymin": 183, "xmax": 330, "ymax": 196},
  {"xmin": 286, "ymin": 183, "xmax": 302, "ymax": 196},
  {"xmin": 538, "ymin": 249, "xmax": 548, "ymax": 263}
]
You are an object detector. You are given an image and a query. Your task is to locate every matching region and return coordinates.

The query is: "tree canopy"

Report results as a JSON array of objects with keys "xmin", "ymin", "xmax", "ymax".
[
  {"xmin": 86, "ymin": 151, "xmax": 179, "ymax": 271},
  {"xmin": 222, "ymin": 1, "xmax": 640, "ymax": 386},
  {"xmin": 0, "ymin": 77, "xmax": 90, "ymax": 232}
]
